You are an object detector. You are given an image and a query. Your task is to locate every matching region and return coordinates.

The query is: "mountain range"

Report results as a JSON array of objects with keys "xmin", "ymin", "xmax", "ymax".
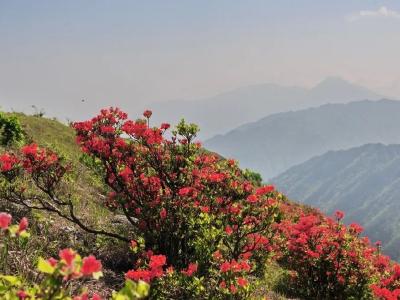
[
  {"xmin": 205, "ymin": 99, "xmax": 400, "ymax": 180},
  {"xmin": 272, "ymin": 143, "xmax": 400, "ymax": 260},
  {"xmin": 141, "ymin": 77, "xmax": 382, "ymax": 139}
]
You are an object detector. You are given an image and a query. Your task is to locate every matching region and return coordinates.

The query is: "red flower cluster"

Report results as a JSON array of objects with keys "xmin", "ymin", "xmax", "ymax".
[
  {"xmin": 272, "ymin": 208, "xmax": 400, "ymax": 299},
  {"xmin": 125, "ymin": 253, "xmax": 167, "ymax": 283},
  {"xmin": 49, "ymin": 248, "xmax": 102, "ymax": 280},
  {"xmin": 0, "ymin": 153, "xmax": 19, "ymax": 172},
  {"xmin": 181, "ymin": 263, "xmax": 198, "ymax": 276},
  {"xmin": 371, "ymin": 259, "xmax": 400, "ymax": 299},
  {"xmin": 21, "ymin": 143, "xmax": 59, "ymax": 170}
]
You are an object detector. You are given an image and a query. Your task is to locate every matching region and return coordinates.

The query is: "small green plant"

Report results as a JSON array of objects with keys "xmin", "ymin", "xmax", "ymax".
[
  {"xmin": 0, "ymin": 113, "xmax": 24, "ymax": 146},
  {"xmin": 31, "ymin": 105, "xmax": 45, "ymax": 118}
]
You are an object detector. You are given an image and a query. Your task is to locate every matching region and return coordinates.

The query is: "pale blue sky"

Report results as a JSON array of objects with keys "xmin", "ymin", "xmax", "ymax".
[{"xmin": 0, "ymin": 1, "xmax": 399, "ymax": 119}]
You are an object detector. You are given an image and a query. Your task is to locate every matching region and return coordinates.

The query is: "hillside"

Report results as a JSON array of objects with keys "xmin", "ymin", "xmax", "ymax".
[
  {"xmin": 140, "ymin": 77, "xmax": 382, "ymax": 139},
  {"xmin": 272, "ymin": 143, "xmax": 400, "ymax": 260},
  {"xmin": 9, "ymin": 113, "xmax": 80, "ymax": 160},
  {"xmin": 205, "ymin": 99, "xmax": 400, "ymax": 180}
]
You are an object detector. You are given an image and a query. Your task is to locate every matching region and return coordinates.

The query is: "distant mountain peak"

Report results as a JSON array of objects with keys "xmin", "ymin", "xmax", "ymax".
[
  {"xmin": 312, "ymin": 76, "xmax": 364, "ymax": 90},
  {"xmin": 309, "ymin": 77, "xmax": 382, "ymax": 101},
  {"xmin": 315, "ymin": 76, "xmax": 351, "ymax": 86}
]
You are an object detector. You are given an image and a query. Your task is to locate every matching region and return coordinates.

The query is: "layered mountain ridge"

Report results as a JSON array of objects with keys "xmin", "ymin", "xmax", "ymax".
[
  {"xmin": 205, "ymin": 99, "xmax": 400, "ymax": 179},
  {"xmin": 141, "ymin": 77, "xmax": 382, "ymax": 139}
]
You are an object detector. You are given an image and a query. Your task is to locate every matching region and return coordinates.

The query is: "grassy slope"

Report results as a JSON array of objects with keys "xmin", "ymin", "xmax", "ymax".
[{"xmin": 13, "ymin": 113, "xmax": 80, "ymax": 160}]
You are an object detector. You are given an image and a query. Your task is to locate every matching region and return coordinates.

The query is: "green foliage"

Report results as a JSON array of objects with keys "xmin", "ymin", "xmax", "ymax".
[
  {"xmin": 243, "ymin": 169, "xmax": 263, "ymax": 186},
  {"xmin": 112, "ymin": 280, "xmax": 150, "ymax": 300},
  {"xmin": 172, "ymin": 119, "xmax": 199, "ymax": 142},
  {"xmin": 0, "ymin": 113, "xmax": 24, "ymax": 147}
]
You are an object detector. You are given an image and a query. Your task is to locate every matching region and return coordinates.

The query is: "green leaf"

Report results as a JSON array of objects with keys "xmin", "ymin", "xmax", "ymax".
[
  {"xmin": 0, "ymin": 275, "xmax": 21, "ymax": 286},
  {"xmin": 37, "ymin": 257, "xmax": 55, "ymax": 274},
  {"xmin": 92, "ymin": 271, "xmax": 103, "ymax": 280}
]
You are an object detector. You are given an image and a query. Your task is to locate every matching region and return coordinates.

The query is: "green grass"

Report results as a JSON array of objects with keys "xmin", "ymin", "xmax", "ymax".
[{"xmin": 10, "ymin": 113, "xmax": 80, "ymax": 160}]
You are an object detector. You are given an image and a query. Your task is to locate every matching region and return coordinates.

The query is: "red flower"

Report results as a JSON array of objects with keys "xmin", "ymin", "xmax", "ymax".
[
  {"xmin": 246, "ymin": 194, "xmax": 258, "ymax": 203},
  {"xmin": 21, "ymin": 143, "xmax": 38, "ymax": 156},
  {"xmin": 59, "ymin": 248, "xmax": 76, "ymax": 266},
  {"xmin": 349, "ymin": 223, "xmax": 363, "ymax": 235},
  {"xmin": 16, "ymin": 290, "xmax": 28, "ymax": 299},
  {"xmin": 149, "ymin": 255, "xmax": 167, "ymax": 269},
  {"xmin": 230, "ymin": 284, "xmax": 237, "ymax": 294},
  {"xmin": 209, "ymin": 173, "xmax": 225, "ymax": 183},
  {"xmin": 181, "ymin": 263, "xmax": 198, "ymax": 276},
  {"xmin": 130, "ymin": 240, "xmax": 138, "ymax": 249},
  {"xmin": 143, "ymin": 110, "xmax": 152, "ymax": 119},
  {"xmin": 48, "ymin": 257, "xmax": 58, "ymax": 267},
  {"xmin": 160, "ymin": 123, "xmax": 170, "ymax": 130},
  {"xmin": 160, "ymin": 208, "xmax": 167, "ymax": 219},
  {"xmin": 0, "ymin": 212, "xmax": 12, "ymax": 229},
  {"xmin": 0, "ymin": 153, "xmax": 19, "ymax": 172},
  {"xmin": 213, "ymin": 250, "xmax": 222, "ymax": 260},
  {"xmin": 200, "ymin": 206, "xmax": 210, "ymax": 213},
  {"xmin": 334, "ymin": 210, "xmax": 344, "ymax": 221},
  {"xmin": 92, "ymin": 294, "xmax": 102, "ymax": 300},
  {"xmin": 179, "ymin": 187, "xmax": 191, "ymax": 196},
  {"xmin": 255, "ymin": 185, "xmax": 275, "ymax": 196},
  {"xmin": 119, "ymin": 167, "xmax": 133, "ymax": 181},
  {"xmin": 126, "ymin": 269, "xmax": 152, "ymax": 282},
  {"xmin": 219, "ymin": 281, "xmax": 226, "ymax": 289},
  {"xmin": 225, "ymin": 225, "xmax": 233, "ymax": 235},
  {"xmin": 17, "ymin": 217, "xmax": 28, "ymax": 234},
  {"xmin": 81, "ymin": 255, "xmax": 102, "ymax": 276},
  {"xmin": 237, "ymin": 277, "xmax": 248, "ymax": 287},
  {"xmin": 220, "ymin": 261, "xmax": 231, "ymax": 273}
]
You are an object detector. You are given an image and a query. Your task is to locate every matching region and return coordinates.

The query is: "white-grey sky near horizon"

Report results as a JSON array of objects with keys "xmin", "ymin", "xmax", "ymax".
[{"xmin": 0, "ymin": 0, "xmax": 400, "ymax": 120}]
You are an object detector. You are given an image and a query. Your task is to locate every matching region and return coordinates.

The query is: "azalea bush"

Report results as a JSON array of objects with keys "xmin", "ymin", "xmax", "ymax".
[
  {"xmin": 276, "ymin": 211, "xmax": 373, "ymax": 298},
  {"xmin": 73, "ymin": 108, "xmax": 281, "ymax": 298},
  {"xmin": 273, "ymin": 206, "xmax": 400, "ymax": 300}
]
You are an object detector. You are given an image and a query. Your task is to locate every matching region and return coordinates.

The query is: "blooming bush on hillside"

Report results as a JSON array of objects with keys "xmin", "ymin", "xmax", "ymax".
[
  {"xmin": 2, "ymin": 108, "xmax": 400, "ymax": 299},
  {"xmin": 0, "ymin": 108, "xmax": 280, "ymax": 298}
]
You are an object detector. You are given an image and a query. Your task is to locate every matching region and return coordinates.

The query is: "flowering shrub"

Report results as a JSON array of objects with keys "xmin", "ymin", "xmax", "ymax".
[
  {"xmin": 3, "ymin": 108, "xmax": 400, "ymax": 299},
  {"xmin": 72, "ymin": 108, "xmax": 282, "ymax": 298},
  {"xmin": 276, "ymin": 211, "xmax": 375, "ymax": 298}
]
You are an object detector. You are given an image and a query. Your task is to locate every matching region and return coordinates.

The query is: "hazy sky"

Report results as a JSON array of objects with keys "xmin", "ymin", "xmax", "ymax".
[{"xmin": 1, "ymin": 1, "xmax": 400, "ymax": 120}]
